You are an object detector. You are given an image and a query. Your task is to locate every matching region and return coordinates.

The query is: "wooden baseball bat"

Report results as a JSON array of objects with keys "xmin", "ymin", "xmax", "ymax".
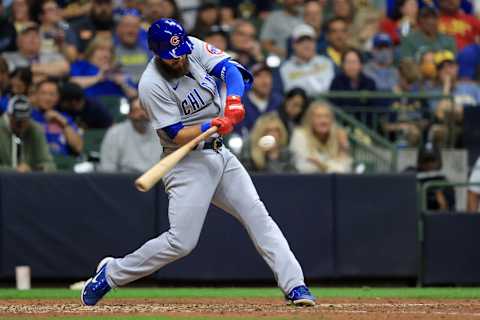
[{"xmin": 135, "ymin": 126, "xmax": 218, "ymax": 192}]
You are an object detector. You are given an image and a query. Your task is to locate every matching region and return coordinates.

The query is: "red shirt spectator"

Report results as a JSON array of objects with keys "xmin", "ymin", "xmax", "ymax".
[{"xmin": 438, "ymin": 0, "xmax": 480, "ymax": 50}]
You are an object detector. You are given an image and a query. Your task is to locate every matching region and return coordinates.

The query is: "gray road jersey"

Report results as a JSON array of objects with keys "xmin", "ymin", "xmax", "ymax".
[{"xmin": 139, "ymin": 36, "xmax": 229, "ymax": 152}]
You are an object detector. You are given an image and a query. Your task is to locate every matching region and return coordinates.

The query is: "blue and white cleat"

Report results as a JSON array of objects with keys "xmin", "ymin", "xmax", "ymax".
[
  {"xmin": 81, "ymin": 257, "xmax": 114, "ymax": 306},
  {"xmin": 286, "ymin": 285, "xmax": 316, "ymax": 306}
]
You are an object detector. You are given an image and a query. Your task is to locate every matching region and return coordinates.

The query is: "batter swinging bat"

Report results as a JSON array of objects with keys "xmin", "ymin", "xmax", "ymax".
[{"xmin": 135, "ymin": 126, "xmax": 218, "ymax": 192}]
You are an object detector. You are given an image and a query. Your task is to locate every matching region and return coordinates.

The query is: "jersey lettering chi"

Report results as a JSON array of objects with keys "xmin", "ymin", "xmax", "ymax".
[{"xmin": 138, "ymin": 36, "xmax": 229, "ymax": 152}]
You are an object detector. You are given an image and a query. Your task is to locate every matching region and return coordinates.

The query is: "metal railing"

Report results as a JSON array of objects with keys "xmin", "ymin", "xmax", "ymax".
[
  {"xmin": 318, "ymin": 91, "xmax": 456, "ymax": 147},
  {"xmin": 331, "ymin": 105, "xmax": 398, "ymax": 172}
]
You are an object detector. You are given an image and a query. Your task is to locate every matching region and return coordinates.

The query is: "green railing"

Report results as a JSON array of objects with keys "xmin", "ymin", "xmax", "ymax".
[
  {"xmin": 318, "ymin": 91, "xmax": 456, "ymax": 147},
  {"xmin": 330, "ymin": 104, "xmax": 398, "ymax": 172}
]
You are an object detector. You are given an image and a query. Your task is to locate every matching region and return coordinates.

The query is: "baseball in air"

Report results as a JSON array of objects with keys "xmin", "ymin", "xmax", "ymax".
[{"xmin": 258, "ymin": 135, "xmax": 276, "ymax": 151}]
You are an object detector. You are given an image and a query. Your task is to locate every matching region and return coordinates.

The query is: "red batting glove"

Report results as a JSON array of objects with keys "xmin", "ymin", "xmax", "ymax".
[
  {"xmin": 224, "ymin": 95, "xmax": 245, "ymax": 125},
  {"xmin": 211, "ymin": 117, "xmax": 234, "ymax": 135}
]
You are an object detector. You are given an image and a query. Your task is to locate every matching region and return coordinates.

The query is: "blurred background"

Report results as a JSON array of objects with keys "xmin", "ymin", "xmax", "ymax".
[{"xmin": 0, "ymin": 0, "xmax": 479, "ymax": 287}]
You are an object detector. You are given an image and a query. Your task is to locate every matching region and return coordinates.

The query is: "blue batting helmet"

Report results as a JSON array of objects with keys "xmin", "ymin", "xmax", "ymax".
[{"xmin": 148, "ymin": 18, "xmax": 194, "ymax": 59}]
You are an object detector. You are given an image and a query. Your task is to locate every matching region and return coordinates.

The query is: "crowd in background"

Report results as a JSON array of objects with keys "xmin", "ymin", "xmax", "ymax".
[{"xmin": 0, "ymin": 0, "xmax": 479, "ymax": 209}]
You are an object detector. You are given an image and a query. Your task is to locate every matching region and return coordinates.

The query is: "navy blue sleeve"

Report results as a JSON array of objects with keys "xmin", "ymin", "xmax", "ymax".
[
  {"xmin": 210, "ymin": 58, "xmax": 247, "ymax": 97},
  {"xmin": 162, "ymin": 121, "xmax": 184, "ymax": 139}
]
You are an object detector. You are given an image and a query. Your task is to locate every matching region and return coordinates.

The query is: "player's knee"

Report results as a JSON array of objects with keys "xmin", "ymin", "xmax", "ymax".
[{"xmin": 166, "ymin": 232, "xmax": 198, "ymax": 257}]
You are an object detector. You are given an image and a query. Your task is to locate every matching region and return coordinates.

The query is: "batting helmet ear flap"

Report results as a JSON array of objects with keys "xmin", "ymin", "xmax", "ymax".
[{"xmin": 228, "ymin": 60, "xmax": 254, "ymax": 92}]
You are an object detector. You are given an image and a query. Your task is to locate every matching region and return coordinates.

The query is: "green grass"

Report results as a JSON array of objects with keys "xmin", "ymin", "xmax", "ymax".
[{"xmin": 0, "ymin": 287, "xmax": 479, "ymax": 300}]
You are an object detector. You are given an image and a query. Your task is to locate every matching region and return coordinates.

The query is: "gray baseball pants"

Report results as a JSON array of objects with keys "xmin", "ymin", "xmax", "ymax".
[{"xmin": 106, "ymin": 147, "xmax": 305, "ymax": 294}]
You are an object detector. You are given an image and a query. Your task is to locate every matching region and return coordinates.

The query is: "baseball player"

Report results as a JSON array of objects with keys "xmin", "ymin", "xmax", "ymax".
[{"xmin": 81, "ymin": 18, "xmax": 315, "ymax": 307}]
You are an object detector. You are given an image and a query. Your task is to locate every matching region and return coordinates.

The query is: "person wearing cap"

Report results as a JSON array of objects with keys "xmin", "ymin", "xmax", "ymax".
[
  {"xmin": 363, "ymin": 33, "xmax": 399, "ymax": 92},
  {"xmin": 0, "ymin": 95, "xmax": 55, "ymax": 172},
  {"xmin": 1, "ymin": 23, "xmax": 70, "ymax": 81},
  {"xmin": 236, "ymin": 63, "xmax": 284, "ymax": 135},
  {"xmin": 280, "ymin": 24, "xmax": 335, "ymax": 98},
  {"xmin": 70, "ymin": 0, "xmax": 115, "ymax": 54},
  {"xmin": 114, "ymin": 8, "xmax": 150, "ymax": 84},
  {"xmin": 429, "ymin": 50, "xmax": 480, "ymax": 146},
  {"xmin": 260, "ymin": 0, "xmax": 304, "ymax": 58},
  {"xmin": 400, "ymin": 7, "xmax": 456, "ymax": 59},
  {"xmin": 438, "ymin": 0, "xmax": 480, "ymax": 50}
]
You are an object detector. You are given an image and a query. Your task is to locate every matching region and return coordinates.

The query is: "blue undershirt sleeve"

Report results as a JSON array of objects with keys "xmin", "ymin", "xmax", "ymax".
[
  {"xmin": 162, "ymin": 121, "xmax": 184, "ymax": 139},
  {"xmin": 210, "ymin": 58, "xmax": 245, "ymax": 97}
]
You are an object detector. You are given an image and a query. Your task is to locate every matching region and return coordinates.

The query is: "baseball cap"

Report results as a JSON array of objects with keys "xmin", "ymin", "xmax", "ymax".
[
  {"xmin": 292, "ymin": 24, "xmax": 316, "ymax": 42},
  {"xmin": 434, "ymin": 50, "xmax": 455, "ymax": 67},
  {"xmin": 373, "ymin": 33, "xmax": 392, "ymax": 48},
  {"xmin": 8, "ymin": 95, "xmax": 31, "ymax": 120}
]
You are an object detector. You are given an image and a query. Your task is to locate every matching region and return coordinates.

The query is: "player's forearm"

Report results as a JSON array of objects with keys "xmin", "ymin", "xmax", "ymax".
[{"xmin": 172, "ymin": 125, "xmax": 203, "ymax": 145}]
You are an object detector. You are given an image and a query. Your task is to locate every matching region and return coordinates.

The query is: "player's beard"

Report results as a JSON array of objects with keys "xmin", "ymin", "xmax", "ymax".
[{"xmin": 155, "ymin": 57, "xmax": 190, "ymax": 79}]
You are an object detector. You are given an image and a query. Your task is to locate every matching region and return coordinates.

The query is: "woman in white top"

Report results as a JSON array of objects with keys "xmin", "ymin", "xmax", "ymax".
[{"xmin": 289, "ymin": 100, "xmax": 352, "ymax": 173}]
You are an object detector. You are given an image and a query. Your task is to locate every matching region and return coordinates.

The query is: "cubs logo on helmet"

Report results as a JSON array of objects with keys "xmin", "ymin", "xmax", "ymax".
[{"xmin": 148, "ymin": 18, "xmax": 194, "ymax": 59}]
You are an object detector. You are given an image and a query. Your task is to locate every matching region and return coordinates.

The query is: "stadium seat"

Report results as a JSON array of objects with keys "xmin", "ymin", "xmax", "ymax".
[
  {"xmin": 83, "ymin": 129, "xmax": 107, "ymax": 154},
  {"xmin": 463, "ymin": 106, "xmax": 480, "ymax": 167}
]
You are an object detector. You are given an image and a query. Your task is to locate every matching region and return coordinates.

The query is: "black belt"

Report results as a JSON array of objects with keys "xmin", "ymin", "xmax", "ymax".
[{"xmin": 202, "ymin": 137, "xmax": 223, "ymax": 151}]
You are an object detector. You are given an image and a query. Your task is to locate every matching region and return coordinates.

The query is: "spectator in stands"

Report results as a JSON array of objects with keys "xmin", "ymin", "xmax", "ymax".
[
  {"xmin": 321, "ymin": 17, "xmax": 349, "ymax": 67},
  {"xmin": 70, "ymin": 0, "xmax": 115, "ymax": 54},
  {"xmin": 278, "ymin": 88, "xmax": 309, "ymax": 140},
  {"xmin": 10, "ymin": 67, "xmax": 32, "ymax": 97},
  {"xmin": 429, "ymin": 50, "xmax": 480, "ymax": 146},
  {"xmin": 457, "ymin": 43, "xmax": 480, "ymax": 81},
  {"xmin": 241, "ymin": 112, "xmax": 296, "ymax": 173},
  {"xmin": 348, "ymin": 7, "xmax": 382, "ymax": 51},
  {"xmin": 204, "ymin": 27, "xmax": 229, "ymax": 52},
  {"xmin": 100, "ymin": 97, "xmax": 162, "ymax": 173},
  {"xmin": 0, "ymin": 95, "xmax": 55, "ymax": 172},
  {"xmin": 363, "ymin": 33, "xmax": 399, "ymax": 92},
  {"xmin": 303, "ymin": 0, "xmax": 326, "ymax": 51},
  {"xmin": 329, "ymin": 48, "xmax": 377, "ymax": 107},
  {"xmin": 2, "ymin": 23, "xmax": 70, "ymax": 82},
  {"xmin": 331, "ymin": 0, "xmax": 355, "ymax": 25},
  {"xmin": 280, "ymin": 24, "xmax": 335, "ymax": 98},
  {"xmin": 0, "ymin": 2, "xmax": 17, "ymax": 53},
  {"xmin": 114, "ymin": 9, "xmax": 150, "ymax": 84},
  {"xmin": 400, "ymin": 7, "xmax": 457, "ymax": 59},
  {"xmin": 260, "ymin": 0, "xmax": 304, "ymax": 59},
  {"xmin": 467, "ymin": 156, "xmax": 480, "ymax": 212},
  {"xmin": 237, "ymin": 63, "xmax": 283, "ymax": 135},
  {"xmin": 191, "ymin": 2, "xmax": 219, "ymax": 40},
  {"xmin": 383, "ymin": 59, "xmax": 426, "ymax": 147},
  {"xmin": 290, "ymin": 100, "xmax": 352, "ymax": 173},
  {"xmin": 415, "ymin": 142, "xmax": 455, "ymax": 211},
  {"xmin": 70, "ymin": 35, "xmax": 138, "ymax": 99},
  {"xmin": 59, "ymin": 82, "xmax": 113, "ymax": 129},
  {"xmin": 229, "ymin": 20, "xmax": 263, "ymax": 68},
  {"xmin": 438, "ymin": 0, "xmax": 480, "ymax": 50},
  {"xmin": 11, "ymin": 0, "xmax": 33, "ymax": 33},
  {"xmin": 419, "ymin": 51, "xmax": 438, "ymax": 90},
  {"xmin": 37, "ymin": 0, "xmax": 78, "ymax": 62},
  {"xmin": 31, "ymin": 79, "xmax": 83, "ymax": 156},
  {"xmin": 142, "ymin": 0, "xmax": 183, "ymax": 30},
  {"xmin": 380, "ymin": 0, "xmax": 418, "ymax": 45}
]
